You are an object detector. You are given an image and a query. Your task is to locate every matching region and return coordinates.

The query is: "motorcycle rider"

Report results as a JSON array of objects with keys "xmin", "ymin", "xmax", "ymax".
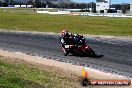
[
  {"xmin": 61, "ymin": 30, "xmax": 85, "ymax": 45},
  {"xmin": 61, "ymin": 30, "xmax": 97, "ymax": 57},
  {"xmin": 61, "ymin": 30, "xmax": 73, "ymax": 45},
  {"xmin": 73, "ymin": 34, "xmax": 85, "ymax": 45}
]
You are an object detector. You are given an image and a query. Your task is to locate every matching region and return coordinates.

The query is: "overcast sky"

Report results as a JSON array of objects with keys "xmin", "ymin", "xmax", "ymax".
[{"xmin": 72, "ymin": 0, "xmax": 131, "ymax": 4}]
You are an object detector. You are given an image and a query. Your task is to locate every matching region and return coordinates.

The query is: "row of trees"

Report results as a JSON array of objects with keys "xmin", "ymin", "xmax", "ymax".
[
  {"xmin": 0, "ymin": 1, "xmax": 97, "ymax": 12},
  {"xmin": 29, "ymin": 1, "xmax": 96, "ymax": 10},
  {"xmin": 111, "ymin": 4, "xmax": 130, "ymax": 14},
  {"xmin": 0, "ymin": 1, "xmax": 130, "ymax": 14}
]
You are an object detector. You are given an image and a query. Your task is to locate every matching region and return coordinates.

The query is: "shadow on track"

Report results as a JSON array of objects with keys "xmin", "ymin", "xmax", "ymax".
[{"xmin": 68, "ymin": 54, "xmax": 104, "ymax": 58}]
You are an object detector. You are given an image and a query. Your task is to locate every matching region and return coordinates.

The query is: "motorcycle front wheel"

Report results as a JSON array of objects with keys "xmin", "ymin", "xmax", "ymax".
[{"xmin": 62, "ymin": 47, "xmax": 69, "ymax": 56}]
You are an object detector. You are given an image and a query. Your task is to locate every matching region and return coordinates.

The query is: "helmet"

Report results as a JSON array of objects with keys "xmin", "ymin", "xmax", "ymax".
[{"xmin": 62, "ymin": 30, "xmax": 70, "ymax": 38}]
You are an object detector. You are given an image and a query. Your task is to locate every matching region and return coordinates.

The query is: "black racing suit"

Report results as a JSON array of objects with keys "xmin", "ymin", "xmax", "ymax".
[
  {"xmin": 61, "ymin": 35, "xmax": 85, "ymax": 46},
  {"xmin": 61, "ymin": 36, "xmax": 74, "ymax": 45},
  {"xmin": 73, "ymin": 35, "xmax": 85, "ymax": 45}
]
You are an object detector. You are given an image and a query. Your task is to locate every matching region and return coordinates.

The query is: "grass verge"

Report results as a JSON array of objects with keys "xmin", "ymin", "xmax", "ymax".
[
  {"xmin": 0, "ymin": 8, "xmax": 132, "ymax": 36},
  {"xmin": 0, "ymin": 56, "xmax": 80, "ymax": 88}
]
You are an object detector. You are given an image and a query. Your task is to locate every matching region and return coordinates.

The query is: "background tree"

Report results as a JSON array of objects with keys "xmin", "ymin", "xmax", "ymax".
[
  {"xmin": 91, "ymin": 2, "xmax": 96, "ymax": 13},
  {"xmin": 0, "ymin": 1, "xmax": 2, "ymax": 7},
  {"xmin": 41, "ymin": 2, "xmax": 46, "ymax": 8},
  {"xmin": 122, "ymin": 4, "xmax": 127, "ymax": 14},
  {"xmin": 2, "ymin": 2, "xmax": 8, "ymax": 7},
  {"xmin": 9, "ymin": 0, "xmax": 14, "ymax": 5},
  {"xmin": 27, "ymin": 0, "xmax": 33, "ymax": 5},
  {"xmin": 33, "ymin": 0, "xmax": 41, "ymax": 8}
]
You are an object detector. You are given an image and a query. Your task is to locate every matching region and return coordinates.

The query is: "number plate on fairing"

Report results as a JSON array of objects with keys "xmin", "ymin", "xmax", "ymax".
[{"xmin": 65, "ymin": 45, "xmax": 70, "ymax": 48}]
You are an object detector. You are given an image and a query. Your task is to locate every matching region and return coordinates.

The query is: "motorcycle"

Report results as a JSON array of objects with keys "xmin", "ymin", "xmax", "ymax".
[{"xmin": 60, "ymin": 35, "xmax": 96, "ymax": 57}]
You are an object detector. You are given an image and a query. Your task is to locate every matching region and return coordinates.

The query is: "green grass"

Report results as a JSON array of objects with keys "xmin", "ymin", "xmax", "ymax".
[
  {"xmin": 0, "ymin": 57, "xmax": 79, "ymax": 88},
  {"xmin": 0, "ymin": 8, "xmax": 132, "ymax": 36}
]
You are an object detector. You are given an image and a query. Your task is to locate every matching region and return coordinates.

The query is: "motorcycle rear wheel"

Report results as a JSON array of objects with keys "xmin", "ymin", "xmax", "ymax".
[{"xmin": 87, "ymin": 48, "xmax": 96, "ymax": 57}]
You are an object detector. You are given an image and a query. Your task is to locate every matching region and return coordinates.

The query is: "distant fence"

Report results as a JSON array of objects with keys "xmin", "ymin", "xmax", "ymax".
[
  {"xmin": 37, "ymin": 11, "xmax": 71, "ymax": 15},
  {"xmin": 80, "ymin": 13, "xmax": 132, "ymax": 18},
  {"xmin": 37, "ymin": 10, "xmax": 132, "ymax": 18}
]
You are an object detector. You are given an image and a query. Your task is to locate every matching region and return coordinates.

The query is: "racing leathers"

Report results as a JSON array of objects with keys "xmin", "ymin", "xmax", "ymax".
[{"xmin": 61, "ymin": 33, "xmax": 85, "ymax": 46}]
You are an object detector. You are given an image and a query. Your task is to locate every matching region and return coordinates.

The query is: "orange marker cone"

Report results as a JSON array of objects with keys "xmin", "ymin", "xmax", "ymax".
[
  {"xmin": 82, "ymin": 67, "xmax": 85, "ymax": 77},
  {"xmin": 82, "ymin": 67, "xmax": 89, "ymax": 78},
  {"xmin": 84, "ymin": 71, "xmax": 88, "ymax": 78}
]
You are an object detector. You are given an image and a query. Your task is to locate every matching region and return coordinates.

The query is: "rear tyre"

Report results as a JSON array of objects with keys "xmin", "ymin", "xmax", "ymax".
[
  {"xmin": 90, "ymin": 48, "xmax": 96, "ymax": 55},
  {"xmin": 62, "ymin": 47, "xmax": 69, "ymax": 56}
]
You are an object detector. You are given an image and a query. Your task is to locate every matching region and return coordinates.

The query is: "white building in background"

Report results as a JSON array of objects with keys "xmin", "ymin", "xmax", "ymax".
[
  {"xmin": 96, "ymin": 0, "xmax": 111, "ymax": 13},
  {"xmin": 130, "ymin": 3, "xmax": 132, "ymax": 12}
]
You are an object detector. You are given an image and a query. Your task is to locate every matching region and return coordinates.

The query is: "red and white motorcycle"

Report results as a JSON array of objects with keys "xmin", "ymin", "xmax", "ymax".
[{"xmin": 60, "ymin": 35, "xmax": 96, "ymax": 57}]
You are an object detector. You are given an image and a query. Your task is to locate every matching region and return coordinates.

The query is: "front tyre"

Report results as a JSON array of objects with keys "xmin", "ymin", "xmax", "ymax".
[{"xmin": 62, "ymin": 47, "xmax": 69, "ymax": 56}]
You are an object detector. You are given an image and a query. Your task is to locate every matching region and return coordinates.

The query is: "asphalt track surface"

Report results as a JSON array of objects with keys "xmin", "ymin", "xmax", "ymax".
[{"xmin": 0, "ymin": 31, "xmax": 132, "ymax": 78}]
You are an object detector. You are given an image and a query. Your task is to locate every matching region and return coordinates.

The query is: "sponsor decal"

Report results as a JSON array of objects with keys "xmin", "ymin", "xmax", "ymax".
[{"xmin": 80, "ymin": 67, "xmax": 131, "ymax": 86}]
